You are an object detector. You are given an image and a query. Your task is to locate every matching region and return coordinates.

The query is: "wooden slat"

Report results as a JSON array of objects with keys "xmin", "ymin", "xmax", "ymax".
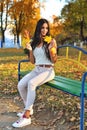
[{"xmin": 46, "ymin": 76, "xmax": 87, "ymax": 97}]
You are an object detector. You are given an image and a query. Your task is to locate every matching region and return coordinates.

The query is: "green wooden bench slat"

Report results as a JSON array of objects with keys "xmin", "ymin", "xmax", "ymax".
[
  {"xmin": 18, "ymin": 71, "xmax": 30, "ymax": 76},
  {"xmin": 56, "ymin": 76, "xmax": 87, "ymax": 83},
  {"xmin": 54, "ymin": 76, "xmax": 87, "ymax": 89},
  {"xmin": 46, "ymin": 77, "xmax": 87, "ymax": 97},
  {"xmin": 46, "ymin": 80, "xmax": 81, "ymax": 97},
  {"xmin": 55, "ymin": 76, "xmax": 87, "ymax": 91},
  {"xmin": 54, "ymin": 76, "xmax": 82, "ymax": 86}
]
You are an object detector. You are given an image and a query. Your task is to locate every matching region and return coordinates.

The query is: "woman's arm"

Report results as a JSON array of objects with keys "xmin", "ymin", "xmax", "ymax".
[
  {"xmin": 50, "ymin": 51, "xmax": 58, "ymax": 63},
  {"xmin": 29, "ymin": 50, "xmax": 35, "ymax": 64},
  {"xmin": 48, "ymin": 39, "xmax": 58, "ymax": 63},
  {"xmin": 26, "ymin": 44, "xmax": 35, "ymax": 64},
  {"xmin": 23, "ymin": 30, "xmax": 35, "ymax": 64}
]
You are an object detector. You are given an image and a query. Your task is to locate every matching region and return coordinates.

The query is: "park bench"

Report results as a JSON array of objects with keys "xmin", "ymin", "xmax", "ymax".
[{"xmin": 18, "ymin": 45, "xmax": 87, "ymax": 130}]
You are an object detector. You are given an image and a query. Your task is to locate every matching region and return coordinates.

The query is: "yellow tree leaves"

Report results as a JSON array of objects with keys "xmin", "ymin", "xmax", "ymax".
[
  {"xmin": 50, "ymin": 16, "xmax": 64, "ymax": 37},
  {"xmin": 9, "ymin": 0, "xmax": 40, "ymax": 35}
]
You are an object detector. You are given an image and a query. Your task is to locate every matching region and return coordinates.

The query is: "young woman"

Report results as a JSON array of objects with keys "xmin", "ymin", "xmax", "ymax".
[{"xmin": 12, "ymin": 18, "xmax": 58, "ymax": 128}]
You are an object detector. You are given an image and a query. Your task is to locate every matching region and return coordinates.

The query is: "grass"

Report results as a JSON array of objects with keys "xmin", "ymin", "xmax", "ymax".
[
  {"xmin": 0, "ymin": 47, "xmax": 87, "ymax": 129},
  {"xmin": 0, "ymin": 48, "xmax": 25, "ymax": 95},
  {"xmin": 0, "ymin": 47, "xmax": 87, "ymax": 95}
]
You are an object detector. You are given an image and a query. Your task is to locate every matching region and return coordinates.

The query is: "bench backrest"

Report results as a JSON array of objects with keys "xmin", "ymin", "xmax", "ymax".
[{"xmin": 58, "ymin": 45, "xmax": 87, "ymax": 71}]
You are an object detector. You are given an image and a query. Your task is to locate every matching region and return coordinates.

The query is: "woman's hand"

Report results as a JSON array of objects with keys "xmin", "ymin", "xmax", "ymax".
[
  {"xmin": 26, "ymin": 43, "xmax": 32, "ymax": 51},
  {"xmin": 24, "ymin": 30, "xmax": 30, "ymax": 39},
  {"xmin": 48, "ymin": 39, "xmax": 57, "ymax": 53},
  {"xmin": 48, "ymin": 39, "xmax": 57, "ymax": 63},
  {"xmin": 26, "ymin": 43, "xmax": 35, "ymax": 64}
]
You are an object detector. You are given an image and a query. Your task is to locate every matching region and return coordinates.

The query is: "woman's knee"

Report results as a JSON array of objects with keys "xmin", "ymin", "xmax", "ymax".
[
  {"xmin": 17, "ymin": 80, "xmax": 25, "ymax": 91},
  {"xmin": 17, "ymin": 81, "xmax": 21, "ymax": 91},
  {"xmin": 28, "ymin": 80, "xmax": 36, "ymax": 91}
]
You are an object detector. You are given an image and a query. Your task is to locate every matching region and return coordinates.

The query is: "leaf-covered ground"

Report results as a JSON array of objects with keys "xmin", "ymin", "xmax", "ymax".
[{"xmin": 0, "ymin": 48, "xmax": 87, "ymax": 130}]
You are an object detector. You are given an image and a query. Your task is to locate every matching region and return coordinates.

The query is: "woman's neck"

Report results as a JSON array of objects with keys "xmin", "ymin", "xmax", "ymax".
[{"xmin": 37, "ymin": 42, "xmax": 43, "ymax": 48}]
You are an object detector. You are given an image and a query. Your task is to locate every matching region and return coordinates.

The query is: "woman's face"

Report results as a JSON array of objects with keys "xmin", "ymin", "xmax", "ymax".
[{"xmin": 41, "ymin": 23, "xmax": 48, "ymax": 37}]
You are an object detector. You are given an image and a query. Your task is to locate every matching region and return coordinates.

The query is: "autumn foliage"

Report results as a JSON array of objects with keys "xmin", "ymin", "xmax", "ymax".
[{"xmin": 0, "ymin": 48, "xmax": 87, "ymax": 129}]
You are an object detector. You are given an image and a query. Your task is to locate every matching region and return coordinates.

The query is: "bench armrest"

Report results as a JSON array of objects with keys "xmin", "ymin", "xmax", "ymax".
[{"xmin": 18, "ymin": 59, "xmax": 29, "ymax": 81}]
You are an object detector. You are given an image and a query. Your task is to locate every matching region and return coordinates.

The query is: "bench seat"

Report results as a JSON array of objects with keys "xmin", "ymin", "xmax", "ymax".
[
  {"xmin": 18, "ymin": 70, "xmax": 87, "ymax": 97},
  {"xmin": 46, "ymin": 76, "xmax": 87, "ymax": 97}
]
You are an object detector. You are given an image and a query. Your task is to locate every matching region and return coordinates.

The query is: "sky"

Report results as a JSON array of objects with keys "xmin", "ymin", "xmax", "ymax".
[{"xmin": 40, "ymin": 0, "xmax": 67, "ymax": 22}]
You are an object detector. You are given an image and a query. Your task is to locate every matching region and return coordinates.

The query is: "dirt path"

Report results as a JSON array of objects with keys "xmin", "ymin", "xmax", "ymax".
[{"xmin": 0, "ymin": 95, "xmax": 71, "ymax": 130}]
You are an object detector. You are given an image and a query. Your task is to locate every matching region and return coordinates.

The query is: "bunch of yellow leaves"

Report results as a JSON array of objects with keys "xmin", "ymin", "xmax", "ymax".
[
  {"xmin": 44, "ymin": 35, "xmax": 56, "ymax": 54},
  {"xmin": 22, "ymin": 38, "xmax": 31, "ymax": 49},
  {"xmin": 44, "ymin": 35, "xmax": 52, "ymax": 44}
]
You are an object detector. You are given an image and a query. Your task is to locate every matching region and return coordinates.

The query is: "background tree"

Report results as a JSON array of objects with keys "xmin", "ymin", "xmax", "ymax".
[
  {"xmin": 0, "ymin": 0, "xmax": 10, "ymax": 48},
  {"xmin": 50, "ymin": 15, "xmax": 64, "ymax": 38},
  {"xmin": 8, "ymin": 0, "xmax": 40, "ymax": 47},
  {"xmin": 61, "ymin": 0, "xmax": 87, "ymax": 42}
]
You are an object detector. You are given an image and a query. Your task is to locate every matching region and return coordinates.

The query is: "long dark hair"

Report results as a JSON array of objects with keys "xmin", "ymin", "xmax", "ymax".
[{"xmin": 31, "ymin": 18, "xmax": 51, "ymax": 60}]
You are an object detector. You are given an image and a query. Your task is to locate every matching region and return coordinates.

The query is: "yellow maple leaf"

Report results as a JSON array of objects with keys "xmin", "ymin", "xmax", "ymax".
[{"xmin": 44, "ymin": 36, "xmax": 52, "ymax": 44}]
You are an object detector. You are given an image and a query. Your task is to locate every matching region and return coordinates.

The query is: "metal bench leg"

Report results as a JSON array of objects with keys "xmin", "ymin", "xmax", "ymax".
[
  {"xmin": 80, "ymin": 72, "xmax": 87, "ymax": 130},
  {"xmin": 80, "ymin": 93, "xmax": 84, "ymax": 130}
]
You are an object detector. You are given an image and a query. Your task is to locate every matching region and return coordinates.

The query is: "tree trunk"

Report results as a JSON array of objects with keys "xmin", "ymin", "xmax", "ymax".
[
  {"xmin": 1, "ymin": 30, "xmax": 5, "ymax": 48},
  {"xmin": 16, "ymin": 32, "xmax": 20, "ymax": 48},
  {"xmin": 80, "ymin": 17, "xmax": 84, "ymax": 41}
]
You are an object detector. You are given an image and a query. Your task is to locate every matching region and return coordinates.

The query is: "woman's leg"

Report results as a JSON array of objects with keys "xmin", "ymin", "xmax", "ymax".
[
  {"xmin": 25, "ymin": 66, "xmax": 55, "ymax": 111},
  {"xmin": 17, "ymin": 67, "xmax": 38, "ymax": 106},
  {"xmin": 12, "ymin": 67, "xmax": 55, "ymax": 128}
]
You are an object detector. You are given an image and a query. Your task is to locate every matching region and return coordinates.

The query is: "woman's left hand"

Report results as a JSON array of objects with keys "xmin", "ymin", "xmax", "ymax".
[
  {"xmin": 48, "ymin": 39, "xmax": 57, "ymax": 63},
  {"xmin": 48, "ymin": 39, "xmax": 57, "ymax": 50}
]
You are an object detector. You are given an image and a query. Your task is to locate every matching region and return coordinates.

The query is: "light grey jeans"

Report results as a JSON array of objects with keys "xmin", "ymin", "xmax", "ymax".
[{"xmin": 18, "ymin": 66, "xmax": 55, "ymax": 111}]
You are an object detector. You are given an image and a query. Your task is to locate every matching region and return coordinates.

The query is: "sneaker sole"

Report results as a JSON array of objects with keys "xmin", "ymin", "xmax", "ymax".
[{"xmin": 12, "ymin": 119, "xmax": 31, "ymax": 128}]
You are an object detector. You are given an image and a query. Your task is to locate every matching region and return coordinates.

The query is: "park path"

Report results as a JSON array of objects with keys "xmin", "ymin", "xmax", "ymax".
[
  {"xmin": 0, "ymin": 95, "xmax": 44, "ymax": 130},
  {"xmin": 0, "ymin": 95, "xmax": 70, "ymax": 130}
]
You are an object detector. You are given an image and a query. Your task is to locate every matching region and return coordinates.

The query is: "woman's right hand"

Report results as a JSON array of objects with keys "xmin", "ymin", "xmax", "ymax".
[
  {"xmin": 26, "ymin": 43, "xmax": 32, "ymax": 51},
  {"xmin": 26, "ymin": 43, "xmax": 35, "ymax": 64},
  {"xmin": 24, "ymin": 30, "xmax": 30, "ymax": 39}
]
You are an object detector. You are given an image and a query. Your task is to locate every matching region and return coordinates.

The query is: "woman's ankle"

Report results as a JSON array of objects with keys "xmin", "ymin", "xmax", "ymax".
[{"xmin": 23, "ymin": 110, "xmax": 31, "ymax": 118}]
